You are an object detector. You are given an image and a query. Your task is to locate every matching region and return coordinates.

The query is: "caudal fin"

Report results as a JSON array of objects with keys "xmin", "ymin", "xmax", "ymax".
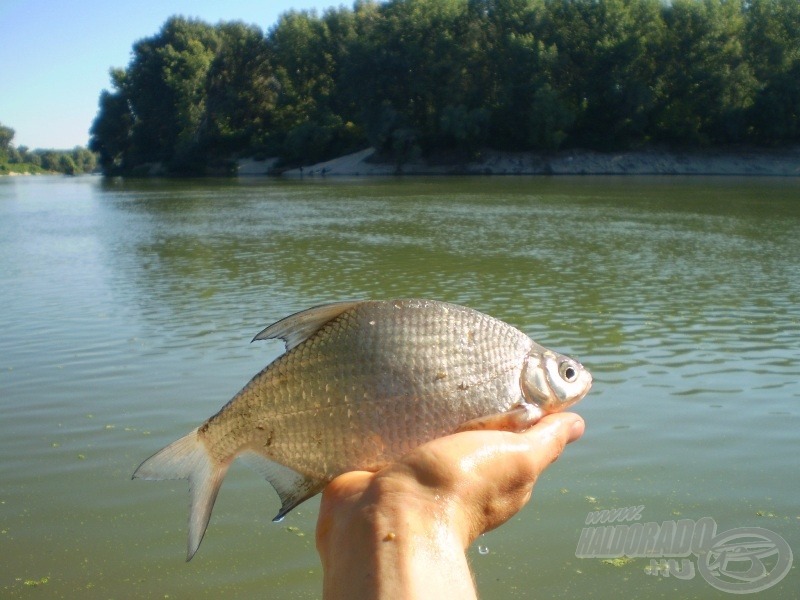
[{"xmin": 132, "ymin": 429, "xmax": 229, "ymax": 560}]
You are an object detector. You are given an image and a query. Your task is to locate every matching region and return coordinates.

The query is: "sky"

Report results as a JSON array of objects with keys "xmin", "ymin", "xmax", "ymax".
[{"xmin": 0, "ymin": 0, "xmax": 347, "ymax": 150}]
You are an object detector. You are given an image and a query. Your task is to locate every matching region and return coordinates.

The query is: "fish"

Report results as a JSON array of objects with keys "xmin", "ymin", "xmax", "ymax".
[{"xmin": 133, "ymin": 299, "xmax": 592, "ymax": 559}]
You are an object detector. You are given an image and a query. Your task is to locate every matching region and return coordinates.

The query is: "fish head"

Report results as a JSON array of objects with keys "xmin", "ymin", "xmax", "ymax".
[{"xmin": 520, "ymin": 349, "xmax": 592, "ymax": 413}]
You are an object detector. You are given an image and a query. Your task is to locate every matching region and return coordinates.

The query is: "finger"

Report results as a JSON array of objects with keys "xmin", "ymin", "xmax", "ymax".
[{"xmin": 517, "ymin": 412, "xmax": 584, "ymax": 475}]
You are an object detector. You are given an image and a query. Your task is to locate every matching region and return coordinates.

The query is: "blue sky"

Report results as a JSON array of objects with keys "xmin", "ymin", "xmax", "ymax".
[{"xmin": 0, "ymin": 0, "xmax": 346, "ymax": 150}]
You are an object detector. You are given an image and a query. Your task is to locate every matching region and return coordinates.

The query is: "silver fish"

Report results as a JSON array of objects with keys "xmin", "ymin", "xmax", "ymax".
[{"xmin": 133, "ymin": 299, "xmax": 592, "ymax": 559}]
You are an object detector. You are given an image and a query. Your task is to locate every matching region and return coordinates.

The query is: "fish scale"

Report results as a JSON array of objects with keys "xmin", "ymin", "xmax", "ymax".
[{"xmin": 133, "ymin": 298, "xmax": 592, "ymax": 559}]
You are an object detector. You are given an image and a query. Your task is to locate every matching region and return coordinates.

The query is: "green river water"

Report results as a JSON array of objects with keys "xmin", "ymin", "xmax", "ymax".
[{"xmin": 1, "ymin": 175, "xmax": 798, "ymax": 598}]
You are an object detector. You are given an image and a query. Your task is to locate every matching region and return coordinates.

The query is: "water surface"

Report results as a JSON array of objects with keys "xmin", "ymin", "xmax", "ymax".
[{"xmin": 1, "ymin": 175, "xmax": 798, "ymax": 598}]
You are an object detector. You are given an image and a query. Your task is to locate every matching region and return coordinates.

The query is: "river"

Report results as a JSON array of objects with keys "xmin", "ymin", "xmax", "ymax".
[{"xmin": 1, "ymin": 175, "xmax": 798, "ymax": 598}]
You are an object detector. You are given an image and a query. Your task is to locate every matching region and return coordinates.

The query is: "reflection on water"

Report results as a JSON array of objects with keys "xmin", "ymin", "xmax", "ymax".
[{"xmin": 1, "ymin": 175, "xmax": 798, "ymax": 598}]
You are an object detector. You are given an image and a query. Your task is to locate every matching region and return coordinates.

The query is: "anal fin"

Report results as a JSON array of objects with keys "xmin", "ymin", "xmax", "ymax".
[{"xmin": 240, "ymin": 451, "xmax": 325, "ymax": 520}]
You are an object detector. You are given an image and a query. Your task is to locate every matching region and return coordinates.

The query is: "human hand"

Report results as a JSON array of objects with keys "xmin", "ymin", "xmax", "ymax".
[{"xmin": 315, "ymin": 412, "xmax": 585, "ymax": 599}]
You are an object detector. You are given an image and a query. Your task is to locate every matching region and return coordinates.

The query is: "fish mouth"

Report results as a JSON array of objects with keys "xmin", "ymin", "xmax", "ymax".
[{"xmin": 567, "ymin": 375, "xmax": 593, "ymax": 404}]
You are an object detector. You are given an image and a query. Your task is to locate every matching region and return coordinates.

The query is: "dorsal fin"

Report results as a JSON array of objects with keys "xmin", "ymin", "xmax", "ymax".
[{"xmin": 252, "ymin": 301, "xmax": 363, "ymax": 351}]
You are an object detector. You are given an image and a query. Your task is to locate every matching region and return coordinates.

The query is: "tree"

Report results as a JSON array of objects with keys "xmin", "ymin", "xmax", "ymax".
[
  {"xmin": 202, "ymin": 22, "xmax": 278, "ymax": 159},
  {"xmin": 744, "ymin": 0, "xmax": 800, "ymax": 142},
  {"xmin": 536, "ymin": 0, "xmax": 666, "ymax": 149},
  {"xmin": 72, "ymin": 147, "xmax": 98, "ymax": 173},
  {"xmin": 89, "ymin": 70, "xmax": 133, "ymax": 173},
  {"xmin": 125, "ymin": 17, "xmax": 220, "ymax": 171},
  {"xmin": 87, "ymin": 2, "xmax": 800, "ymax": 175},
  {"xmin": 267, "ymin": 7, "xmax": 365, "ymax": 164},
  {"xmin": 346, "ymin": 0, "xmax": 489, "ymax": 155},
  {"xmin": 654, "ymin": 0, "xmax": 757, "ymax": 145},
  {"xmin": 0, "ymin": 122, "xmax": 14, "ymax": 162},
  {"xmin": 21, "ymin": 148, "xmax": 42, "ymax": 168},
  {"xmin": 38, "ymin": 152, "xmax": 60, "ymax": 172},
  {"xmin": 58, "ymin": 154, "xmax": 77, "ymax": 175}
]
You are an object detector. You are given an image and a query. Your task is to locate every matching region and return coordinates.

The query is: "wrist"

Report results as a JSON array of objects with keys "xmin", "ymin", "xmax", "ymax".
[{"xmin": 317, "ymin": 473, "xmax": 476, "ymax": 599}]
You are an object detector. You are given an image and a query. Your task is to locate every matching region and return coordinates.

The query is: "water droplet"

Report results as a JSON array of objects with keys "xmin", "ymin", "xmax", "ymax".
[{"xmin": 478, "ymin": 545, "xmax": 489, "ymax": 555}]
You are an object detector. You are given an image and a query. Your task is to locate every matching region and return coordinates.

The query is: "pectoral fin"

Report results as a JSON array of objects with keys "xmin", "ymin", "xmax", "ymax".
[
  {"xmin": 252, "ymin": 301, "xmax": 363, "ymax": 350},
  {"xmin": 455, "ymin": 403, "xmax": 544, "ymax": 433},
  {"xmin": 240, "ymin": 452, "xmax": 325, "ymax": 520}
]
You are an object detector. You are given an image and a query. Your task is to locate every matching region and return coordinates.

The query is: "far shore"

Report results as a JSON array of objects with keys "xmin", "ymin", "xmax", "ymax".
[
  {"xmin": 8, "ymin": 146, "xmax": 797, "ymax": 178},
  {"xmin": 238, "ymin": 146, "xmax": 800, "ymax": 177}
]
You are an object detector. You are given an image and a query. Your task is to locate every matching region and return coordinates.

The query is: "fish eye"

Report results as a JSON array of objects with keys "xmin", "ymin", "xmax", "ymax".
[{"xmin": 559, "ymin": 361, "xmax": 578, "ymax": 383}]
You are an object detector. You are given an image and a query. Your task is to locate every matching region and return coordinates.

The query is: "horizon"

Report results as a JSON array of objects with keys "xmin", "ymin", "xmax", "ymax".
[{"xmin": 0, "ymin": 0, "xmax": 346, "ymax": 150}]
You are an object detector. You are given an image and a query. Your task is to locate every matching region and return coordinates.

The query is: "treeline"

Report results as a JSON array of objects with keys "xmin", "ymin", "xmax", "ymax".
[
  {"xmin": 0, "ymin": 123, "xmax": 97, "ymax": 175},
  {"xmin": 90, "ymin": 0, "xmax": 800, "ymax": 175}
]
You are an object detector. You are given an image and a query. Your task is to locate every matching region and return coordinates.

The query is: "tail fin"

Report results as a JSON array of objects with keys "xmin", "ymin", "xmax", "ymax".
[{"xmin": 132, "ymin": 429, "xmax": 229, "ymax": 560}]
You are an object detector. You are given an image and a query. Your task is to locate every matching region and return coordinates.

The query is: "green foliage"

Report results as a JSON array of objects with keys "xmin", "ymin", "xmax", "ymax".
[
  {"xmin": 126, "ymin": 17, "xmax": 221, "ymax": 172},
  {"xmin": 202, "ymin": 22, "xmax": 277, "ymax": 159},
  {"xmin": 1, "ymin": 121, "xmax": 97, "ymax": 175},
  {"xmin": 89, "ymin": 88, "xmax": 132, "ymax": 171},
  {"xmin": 89, "ymin": 1, "xmax": 800, "ymax": 175},
  {"xmin": 0, "ymin": 122, "xmax": 16, "ymax": 167},
  {"xmin": 71, "ymin": 147, "xmax": 98, "ymax": 173},
  {"xmin": 652, "ymin": 0, "xmax": 758, "ymax": 145},
  {"xmin": 538, "ymin": 0, "xmax": 667, "ymax": 148},
  {"xmin": 744, "ymin": 0, "xmax": 800, "ymax": 142},
  {"xmin": 0, "ymin": 122, "xmax": 15, "ymax": 161}
]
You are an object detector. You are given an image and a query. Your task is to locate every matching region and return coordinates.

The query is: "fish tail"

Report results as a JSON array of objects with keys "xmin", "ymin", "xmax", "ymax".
[{"xmin": 132, "ymin": 428, "xmax": 229, "ymax": 560}]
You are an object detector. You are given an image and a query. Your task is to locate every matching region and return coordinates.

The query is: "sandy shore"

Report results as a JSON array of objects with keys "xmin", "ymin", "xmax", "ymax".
[{"xmin": 239, "ymin": 146, "xmax": 800, "ymax": 177}]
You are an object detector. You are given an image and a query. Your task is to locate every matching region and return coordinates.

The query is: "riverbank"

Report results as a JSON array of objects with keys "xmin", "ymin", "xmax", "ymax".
[
  {"xmin": 0, "ymin": 165, "xmax": 50, "ymax": 176},
  {"xmin": 238, "ymin": 146, "xmax": 800, "ymax": 177}
]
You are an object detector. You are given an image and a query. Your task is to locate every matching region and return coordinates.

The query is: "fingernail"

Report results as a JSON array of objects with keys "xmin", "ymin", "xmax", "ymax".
[{"xmin": 568, "ymin": 418, "xmax": 585, "ymax": 443}]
